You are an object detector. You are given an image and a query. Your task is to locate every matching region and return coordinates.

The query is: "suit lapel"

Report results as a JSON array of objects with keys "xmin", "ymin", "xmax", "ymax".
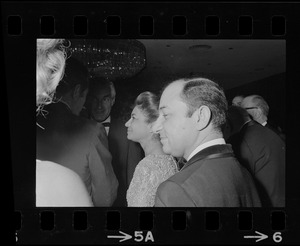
[{"xmin": 181, "ymin": 144, "xmax": 234, "ymax": 171}]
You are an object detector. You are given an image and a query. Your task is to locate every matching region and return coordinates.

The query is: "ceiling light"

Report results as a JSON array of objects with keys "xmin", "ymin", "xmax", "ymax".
[{"xmin": 68, "ymin": 39, "xmax": 146, "ymax": 80}]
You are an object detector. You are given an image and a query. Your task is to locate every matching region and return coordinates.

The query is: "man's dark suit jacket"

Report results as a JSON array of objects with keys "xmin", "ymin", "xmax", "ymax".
[
  {"xmin": 155, "ymin": 144, "xmax": 261, "ymax": 207},
  {"xmin": 37, "ymin": 102, "xmax": 119, "ymax": 206},
  {"xmin": 228, "ymin": 120, "xmax": 285, "ymax": 207},
  {"xmin": 266, "ymin": 122, "xmax": 286, "ymax": 142},
  {"xmin": 108, "ymin": 114, "xmax": 144, "ymax": 207}
]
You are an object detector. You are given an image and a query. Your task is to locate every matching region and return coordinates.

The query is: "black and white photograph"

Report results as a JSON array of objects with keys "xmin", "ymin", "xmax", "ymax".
[
  {"xmin": 36, "ymin": 39, "xmax": 286, "ymax": 208},
  {"xmin": 4, "ymin": 1, "xmax": 299, "ymax": 245}
]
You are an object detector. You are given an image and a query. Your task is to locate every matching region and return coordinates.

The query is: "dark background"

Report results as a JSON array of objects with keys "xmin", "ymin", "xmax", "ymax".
[
  {"xmin": 225, "ymin": 72, "xmax": 286, "ymax": 131},
  {"xmin": 2, "ymin": 2, "xmax": 298, "ymax": 245}
]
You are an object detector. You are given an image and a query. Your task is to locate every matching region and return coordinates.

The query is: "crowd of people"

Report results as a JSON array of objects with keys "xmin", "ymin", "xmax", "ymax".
[{"xmin": 36, "ymin": 39, "xmax": 285, "ymax": 207}]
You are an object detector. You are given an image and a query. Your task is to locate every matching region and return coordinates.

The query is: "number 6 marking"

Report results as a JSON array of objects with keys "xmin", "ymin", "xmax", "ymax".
[{"xmin": 273, "ymin": 232, "xmax": 282, "ymax": 243}]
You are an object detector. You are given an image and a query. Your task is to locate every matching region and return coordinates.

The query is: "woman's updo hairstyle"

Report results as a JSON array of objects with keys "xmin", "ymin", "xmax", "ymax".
[{"xmin": 134, "ymin": 91, "xmax": 159, "ymax": 124}]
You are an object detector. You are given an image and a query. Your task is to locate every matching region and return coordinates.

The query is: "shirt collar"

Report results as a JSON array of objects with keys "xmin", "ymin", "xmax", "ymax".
[
  {"xmin": 96, "ymin": 116, "xmax": 111, "ymax": 135},
  {"xmin": 187, "ymin": 138, "xmax": 226, "ymax": 161},
  {"xmin": 262, "ymin": 121, "xmax": 267, "ymax": 126}
]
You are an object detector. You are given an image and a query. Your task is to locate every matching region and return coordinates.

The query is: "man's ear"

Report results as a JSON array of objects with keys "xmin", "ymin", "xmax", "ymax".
[
  {"xmin": 72, "ymin": 84, "xmax": 81, "ymax": 99},
  {"xmin": 192, "ymin": 105, "xmax": 211, "ymax": 131}
]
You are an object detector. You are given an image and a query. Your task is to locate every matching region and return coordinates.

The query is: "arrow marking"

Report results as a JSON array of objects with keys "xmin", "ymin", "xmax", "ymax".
[
  {"xmin": 244, "ymin": 231, "xmax": 268, "ymax": 242},
  {"xmin": 107, "ymin": 231, "xmax": 132, "ymax": 242}
]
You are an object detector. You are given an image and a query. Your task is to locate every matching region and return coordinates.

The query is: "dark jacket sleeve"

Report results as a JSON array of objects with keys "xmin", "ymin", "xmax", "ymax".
[
  {"xmin": 236, "ymin": 134, "xmax": 285, "ymax": 207},
  {"xmin": 155, "ymin": 180, "xmax": 196, "ymax": 207}
]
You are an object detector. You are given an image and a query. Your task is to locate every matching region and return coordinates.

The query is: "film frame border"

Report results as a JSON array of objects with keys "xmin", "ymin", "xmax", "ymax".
[{"xmin": 2, "ymin": 1, "xmax": 299, "ymax": 245}]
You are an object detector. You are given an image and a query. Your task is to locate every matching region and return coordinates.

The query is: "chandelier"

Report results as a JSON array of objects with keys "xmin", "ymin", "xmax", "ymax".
[{"xmin": 68, "ymin": 39, "xmax": 146, "ymax": 80}]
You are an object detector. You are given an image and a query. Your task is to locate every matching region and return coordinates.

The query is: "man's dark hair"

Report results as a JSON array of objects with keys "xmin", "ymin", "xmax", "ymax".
[
  {"xmin": 179, "ymin": 77, "xmax": 228, "ymax": 130},
  {"xmin": 55, "ymin": 57, "xmax": 89, "ymax": 97},
  {"xmin": 88, "ymin": 77, "xmax": 115, "ymax": 98}
]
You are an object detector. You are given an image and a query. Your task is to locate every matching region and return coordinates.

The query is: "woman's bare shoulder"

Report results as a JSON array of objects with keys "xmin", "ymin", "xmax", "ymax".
[{"xmin": 36, "ymin": 160, "xmax": 93, "ymax": 207}]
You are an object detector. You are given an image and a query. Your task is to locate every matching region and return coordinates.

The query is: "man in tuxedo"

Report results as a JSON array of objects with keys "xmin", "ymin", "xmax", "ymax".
[
  {"xmin": 37, "ymin": 57, "xmax": 118, "ymax": 206},
  {"xmin": 241, "ymin": 95, "xmax": 285, "ymax": 141},
  {"xmin": 152, "ymin": 77, "xmax": 261, "ymax": 207},
  {"xmin": 226, "ymin": 106, "xmax": 285, "ymax": 207},
  {"xmin": 82, "ymin": 77, "xmax": 144, "ymax": 207}
]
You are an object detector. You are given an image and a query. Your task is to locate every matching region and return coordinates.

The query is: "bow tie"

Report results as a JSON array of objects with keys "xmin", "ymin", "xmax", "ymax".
[
  {"xmin": 177, "ymin": 157, "xmax": 187, "ymax": 170},
  {"xmin": 102, "ymin": 122, "xmax": 111, "ymax": 127}
]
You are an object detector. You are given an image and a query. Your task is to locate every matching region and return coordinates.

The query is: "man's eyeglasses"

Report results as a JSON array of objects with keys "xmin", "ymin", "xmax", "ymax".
[{"xmin": 244, "ymin": 107, "xmax": 258, "ymax": 110}]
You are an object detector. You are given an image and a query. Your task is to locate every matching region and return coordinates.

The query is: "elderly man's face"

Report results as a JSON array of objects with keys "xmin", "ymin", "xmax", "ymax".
[
  {"xmin": 90, "ymin": 86, "xmax": 113, "ymax": 122},
  {"xmin": 152, "ymin": 82, "xmax": 197, "ymax": 159}
]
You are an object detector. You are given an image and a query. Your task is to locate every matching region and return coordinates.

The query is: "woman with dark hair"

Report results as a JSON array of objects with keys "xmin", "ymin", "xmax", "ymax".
[{"xmin": 125, "ymin": 92, "xmax": 178, "ymax": 207}]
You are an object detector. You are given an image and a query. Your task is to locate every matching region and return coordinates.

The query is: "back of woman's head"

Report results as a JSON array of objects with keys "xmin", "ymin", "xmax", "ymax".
[
  {"xmin": 36, "ymin": 39, "xmax": 67, "ymax": 113},
  {"xmin": 134, "ymin": 91, "xmax": 159, "ymax": 124}
]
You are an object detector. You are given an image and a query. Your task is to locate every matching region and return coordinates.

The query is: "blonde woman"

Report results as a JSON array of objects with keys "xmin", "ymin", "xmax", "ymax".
[{"xmin": 36, "ymin": 39, "xmax": 92, "ymax": 206}]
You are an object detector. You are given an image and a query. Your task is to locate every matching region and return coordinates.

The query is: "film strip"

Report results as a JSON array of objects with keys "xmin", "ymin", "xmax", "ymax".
[{"xmin": 3, "ymin": 1, "xmax": 300, "ymax": 245}]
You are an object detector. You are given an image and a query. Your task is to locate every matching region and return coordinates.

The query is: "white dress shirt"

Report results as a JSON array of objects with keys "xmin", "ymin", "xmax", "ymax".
[
  {"xmin": 262, "ymin": 121, "xmax": 267, "ymax": 126},
  {"xmin": 101, "ymin": 116, "xmax": 111, "ymax": 135},
  {"xmin": 187, "ymin": 138, "xmax": 226, "ymax": 161}
]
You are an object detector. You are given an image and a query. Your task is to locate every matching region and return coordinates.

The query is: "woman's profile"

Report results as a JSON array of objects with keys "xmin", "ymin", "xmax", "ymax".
[{"xmin": 125, "ymin": 92, "xmax": 179, "ymax": 207}]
